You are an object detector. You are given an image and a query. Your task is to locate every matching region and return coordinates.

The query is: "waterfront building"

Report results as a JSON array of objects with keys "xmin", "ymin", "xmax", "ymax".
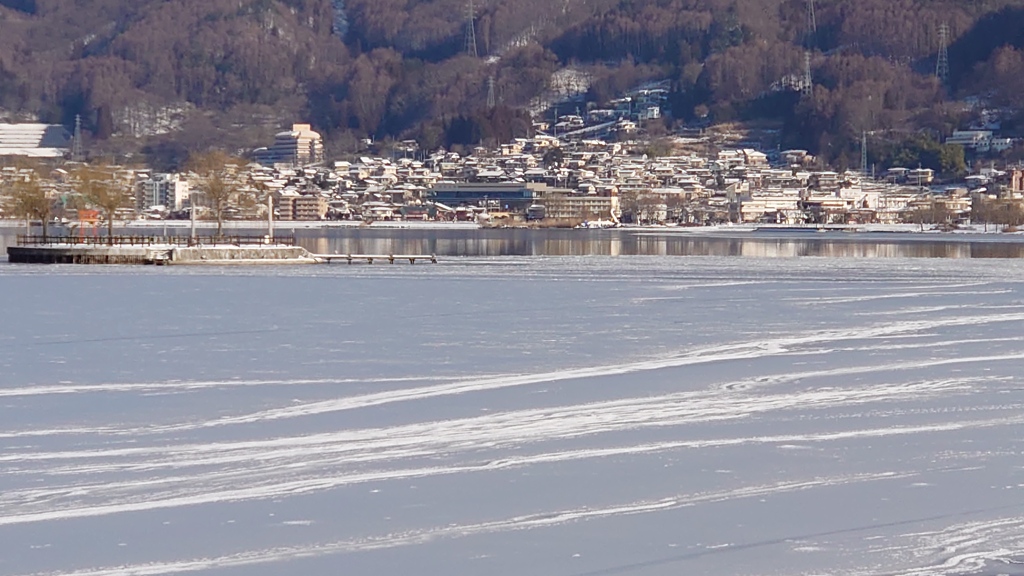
[
  {"xmin": 740, "ymin": 192, "xmax": 804, "ymax": 224},
  {"xmin": 277, "ymin": 192, "xmax": 329, "ymax": 220},
  {"xmin": 428, "ymin": 182, "xmax": 539, "ymax": 212},
  {"xmin": 538, "ymin": 192, "xmax": 619, "ymax": 221}
]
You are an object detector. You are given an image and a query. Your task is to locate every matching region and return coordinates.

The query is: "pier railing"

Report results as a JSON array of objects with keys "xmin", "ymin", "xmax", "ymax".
[{"xmin": 15, "ymin": 235, "xmax": 296, "ymax": 247}]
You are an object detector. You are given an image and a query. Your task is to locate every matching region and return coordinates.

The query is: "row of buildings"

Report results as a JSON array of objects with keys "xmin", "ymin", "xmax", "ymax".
[
  {"xmin": 2, "ymin": 120, "xmax": 1024, "ymax": 228},
  {"xmin": 121, "ymin": 134, "xmax": 1023, "ymax": 228}
]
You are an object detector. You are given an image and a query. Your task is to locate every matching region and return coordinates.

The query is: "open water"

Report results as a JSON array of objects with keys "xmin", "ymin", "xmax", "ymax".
[{"xmin": 2, "ymin": 233, "xmax": 1024, "ymax": 576}]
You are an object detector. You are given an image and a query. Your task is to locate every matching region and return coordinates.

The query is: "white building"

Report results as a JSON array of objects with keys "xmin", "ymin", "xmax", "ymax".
[
  {"xmin": 946, "ymin": 130, "xmax": 992, "ymax": 150},
  {"xmin": 945, "ymin": 130, "xmax": 1015, "ymax": 153}
]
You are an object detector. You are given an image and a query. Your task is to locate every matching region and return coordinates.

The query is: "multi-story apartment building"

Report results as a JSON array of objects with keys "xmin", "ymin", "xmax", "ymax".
[{"xmin": 139, "ymin": 173, "xmax": 190, "ymax": 211}]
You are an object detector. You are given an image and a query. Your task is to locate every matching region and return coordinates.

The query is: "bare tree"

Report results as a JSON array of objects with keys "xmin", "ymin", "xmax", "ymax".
[
  {"xmin": 188, "ymin": 151, "xmax": 244, "ymax": 238},
  {"xmin": 75, "ymin": 164, "xmax": 132, "ymax": 244},
  {"xmin": 973, "ymin": 197, "xmax": 996, "ymax": 231},
  {"xmin": 618, "ymin": 188, "xmax": 643, "ymax": 224},
  {"xmin": 6, "ymin": 169, "xmax": 53, "ymax": 240},
  {"xmin": 906, "ymin": 197, "xmax": 952, "ymax": 231},
  {"xmin": 637, "ymin": 192, "xmax": 665, "ymax": 225},
  {"xmin": 978, "ymin": 198, "xmax": 1024, "ymax": 230}
]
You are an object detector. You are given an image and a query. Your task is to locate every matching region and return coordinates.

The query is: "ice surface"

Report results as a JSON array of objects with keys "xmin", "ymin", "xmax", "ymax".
[{"xmin": 2, "ymin": 256, "xmax": 1024, "ymax": 576}]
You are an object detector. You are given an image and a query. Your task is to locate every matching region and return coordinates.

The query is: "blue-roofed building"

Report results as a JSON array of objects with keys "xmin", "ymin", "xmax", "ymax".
[{"xmin": 428, "ymin": 182, "xmax": 539, "ymax": 212}]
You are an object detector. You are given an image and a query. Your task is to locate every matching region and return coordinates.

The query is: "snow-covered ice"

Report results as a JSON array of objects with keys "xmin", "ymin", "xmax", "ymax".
[{"xmin": 1, "ymin": 256, "xmax": 1024, "ymax": 576}]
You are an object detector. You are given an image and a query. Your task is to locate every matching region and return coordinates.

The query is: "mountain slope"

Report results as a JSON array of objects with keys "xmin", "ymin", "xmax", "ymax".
[{"xmin": 1, "ymin": 0, "xmax": 1023, "ymax": 166}]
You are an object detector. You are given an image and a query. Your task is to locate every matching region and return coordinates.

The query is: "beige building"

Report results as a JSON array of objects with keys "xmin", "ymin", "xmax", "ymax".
[
  {"xmin": 539, "ymin": 193, "xmax": 619, "ymax": 221},
  {"xmin": 254, "ymin": 123, "xmax": 324, "ymax": 167},
  {"xmin": 740, "ymin": 193, "xmax": 802, "ymax": 223},
  {"xmin": 278, "ymin": 194, "xmax": 329, "ymax": 220}
]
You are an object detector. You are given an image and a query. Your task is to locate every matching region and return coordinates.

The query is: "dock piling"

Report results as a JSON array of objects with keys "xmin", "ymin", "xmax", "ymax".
[{"xmin": 315, "ymin": 253, "xmax": 437, "ymax": 265}]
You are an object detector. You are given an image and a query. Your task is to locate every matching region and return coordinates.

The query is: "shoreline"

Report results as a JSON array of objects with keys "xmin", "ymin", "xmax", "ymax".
[
  {"xmin": 3, "ymin": 219, "xmax": 1024, "ymax": 236},
  {"xmin": 0, "ymin": 220, "xmax": 483, "ymax": 231}
]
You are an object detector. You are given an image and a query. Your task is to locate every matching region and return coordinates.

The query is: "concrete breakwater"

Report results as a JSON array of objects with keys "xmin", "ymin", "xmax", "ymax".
[
  {"xmin": 6, "ymin": 236, "xmax": 438, "ymax": 265},
  {"xmin": 7, "ymin": 243, "xmax": 317, "ymax": 265}
]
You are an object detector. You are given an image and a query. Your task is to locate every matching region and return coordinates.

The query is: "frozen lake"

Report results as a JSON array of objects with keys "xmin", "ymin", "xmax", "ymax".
[{"xmin": 2, "ymin": 256, "xmax": 1024, "ymax": 576}]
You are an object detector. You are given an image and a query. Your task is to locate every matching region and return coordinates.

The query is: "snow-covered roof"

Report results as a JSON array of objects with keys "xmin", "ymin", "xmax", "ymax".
[{"xmin": 0, "ymin": 123, "xmax": 71, "ymax": 158}]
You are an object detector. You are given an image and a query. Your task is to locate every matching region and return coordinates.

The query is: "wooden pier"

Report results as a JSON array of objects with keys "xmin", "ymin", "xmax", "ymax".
[{"xmin": 313, "ymin": 253, "xmax": 438, "ymax": 264}]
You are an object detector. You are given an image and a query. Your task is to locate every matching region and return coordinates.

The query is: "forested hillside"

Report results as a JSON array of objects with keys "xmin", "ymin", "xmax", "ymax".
[{"xmin": 1, "ymin": 0, "xmax": 1024, "ymax": 167}]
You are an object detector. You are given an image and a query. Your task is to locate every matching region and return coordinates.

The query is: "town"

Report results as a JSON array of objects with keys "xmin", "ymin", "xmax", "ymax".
[{"xmin": 2, "ymin": 116, "xmax": 1024, "ymax": 233}]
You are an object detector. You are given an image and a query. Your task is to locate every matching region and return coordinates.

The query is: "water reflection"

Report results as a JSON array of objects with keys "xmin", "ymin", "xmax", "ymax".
[
  {"xmin": 295, "ymin": 229, "xmax": 1024, "ymax": 259},
  {"xmin": 5, "ymin": 228, "xmax": 1024, "ymax": 259}
]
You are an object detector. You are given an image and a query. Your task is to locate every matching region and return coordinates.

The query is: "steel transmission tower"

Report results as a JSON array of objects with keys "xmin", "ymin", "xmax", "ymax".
[
  {"xmin": 936, "ymin": 23, "xmax": 950, "ymax": 82},
  {"xmin": 72, "ymin": 114, "xmax": 83, "ymax": 162},
  {"xmin": 802, "ymin": 52, "xmax": 813, "ymax": 97},
  {"xmin": 487, "ymin": 76, "xmax": 496, "ymax": 108},
  {"xmin": 805, "ymin": 0, "xmax": 817, "ymax": 46},
  {"xmin": 464, "ymin": 0, "xmax": 478, "ymax": 58}
]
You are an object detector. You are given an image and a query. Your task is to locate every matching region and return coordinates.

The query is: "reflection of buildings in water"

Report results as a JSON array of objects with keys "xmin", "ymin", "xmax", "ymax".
[
  {"xmin": 541, "ymin": 232, "xmax": 629, "ymax": 256},
  {"xmin": 837, "ymin": 243, "xmax": 903, "ymax": 258},
  {"xmin": 739, "ymin": 240, "xmax": 800, "ymax": 258},
  {"xmin": 903, "ymin": 243, "xmax": 970, "ymax": 259},
  {"xmin": 339, "ymin": 232, "xmax": 1019, "ymax": 260},
  {"xmin": 543, "ymin": 238, "xmax": 596, "ymax": 255},
  {"xmin": 729, "ymin": 239, "xmax": 977, "ymax": 259},
  {"xmin": 805, "ymin": 241, "xmax": 973, "ymax": 259},
  {"xmin": 155, "ymin": 229, "xmax": 1024, "ymax": 259},
  {"xmin": 669, "ymin": 238, "xmax": 737, "ymax": 256},
  {"xmin": 636, "ymin": 236, "xmax": 668, "ymax": 256},
  {"xmin": 971, "ymin": 243, "xmax": 1024, "ymax": 258},
  {"xmin": 309, "ymin": 237, "xmax": 330, "ymax": 255}
]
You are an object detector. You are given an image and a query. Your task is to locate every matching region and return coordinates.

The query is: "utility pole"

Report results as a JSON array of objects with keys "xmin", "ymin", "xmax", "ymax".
[
  {"xmin": 464, "ymin": 0, "xmax": 478, "ymax": 58},
  {"xmin": 861, "ymin": 131, "xmax": 868, "ymax": 176},
  {"xmin": 487, "ymin": 75, "xmax": 496, "ymax": 109},
  {"xmin": 190, "ymin": 192, "xmax": 197, "ymax": 243},
  {"xmin": 267, "ymin": 194, "xmax": 274, "ymax": 243},
  {"xmin": 936, "ymin": 23, "xmax": 950, "ymax": 82}
]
